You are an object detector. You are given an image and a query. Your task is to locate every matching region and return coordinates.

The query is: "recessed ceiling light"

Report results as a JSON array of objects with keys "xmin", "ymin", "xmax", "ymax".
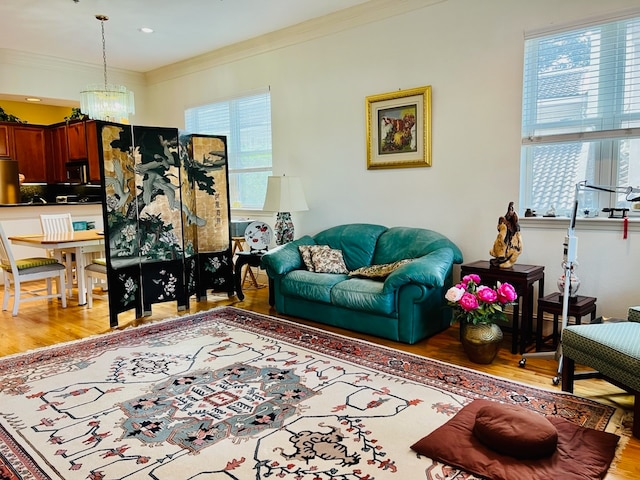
[
  {"xmin": 25, "ymin": 97, "xmax": 41, "ymax": 102},
  {"xmin": 139, "ymin": 27, "xmax": 154, "ymax": 33}
]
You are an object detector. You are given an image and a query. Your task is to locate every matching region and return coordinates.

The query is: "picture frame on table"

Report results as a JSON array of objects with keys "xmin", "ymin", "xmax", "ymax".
[{"xmin": 365, "ymin": 85, "xmax": 432, "ymax": 170}]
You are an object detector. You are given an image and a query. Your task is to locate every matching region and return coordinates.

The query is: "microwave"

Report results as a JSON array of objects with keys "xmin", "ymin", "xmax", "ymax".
[{"xmin": 65, "ymin": 161, "xmax": 88, "ymax": 184}]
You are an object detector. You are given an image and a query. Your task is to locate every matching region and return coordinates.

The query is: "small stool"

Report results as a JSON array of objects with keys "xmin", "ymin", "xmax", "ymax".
[
  {"xmin": 562, "ymin": 319, "xmax": 640, "ymax": 438},
  {"xmin": 536, "ymin": 293, "xmax": 596, "ymax": 351}
]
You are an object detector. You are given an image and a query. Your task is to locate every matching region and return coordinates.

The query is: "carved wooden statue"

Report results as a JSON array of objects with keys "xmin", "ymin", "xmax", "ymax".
[{"xmin": 489, "ymin": 201, "xmax": 523, "ymax": 268}]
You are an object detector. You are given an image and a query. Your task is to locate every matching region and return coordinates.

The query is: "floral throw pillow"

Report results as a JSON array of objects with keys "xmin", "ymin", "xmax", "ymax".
[
  {"xmin": 310, "ymin": 248, "xmax": 349, "ymax": 274},
  {"xmin": 298, "ymin": 245, "xmax": 331, "ymax": 272},
  {"xmin": 348, "ymin": 259, "xmax": 412, "ymax": 280}
]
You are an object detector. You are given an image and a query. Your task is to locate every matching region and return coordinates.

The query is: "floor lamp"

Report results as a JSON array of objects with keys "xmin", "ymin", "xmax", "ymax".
[
  {"xmin": 262, "ymin": 175, "xmax": 309, "ymax": 245},
  {"xmin": 520, "ymin": 181, "xmax": 640, "ymax": 383}
]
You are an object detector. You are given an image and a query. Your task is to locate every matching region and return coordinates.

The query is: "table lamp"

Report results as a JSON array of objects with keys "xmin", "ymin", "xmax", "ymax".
[{"xmin": 262, "ymin": 175, "xmax": 309, "ymax": 245}]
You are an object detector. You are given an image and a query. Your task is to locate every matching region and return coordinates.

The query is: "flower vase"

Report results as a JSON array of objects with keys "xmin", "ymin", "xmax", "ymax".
[{"xmin": 461, "ymin": 322, "xmax": 503, "ymax": 364}]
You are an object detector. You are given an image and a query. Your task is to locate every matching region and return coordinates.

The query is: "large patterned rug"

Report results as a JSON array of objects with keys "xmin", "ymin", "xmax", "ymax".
[{"xmin": 0, "ymin": 307, "xmax": 626, "ymax": 479}]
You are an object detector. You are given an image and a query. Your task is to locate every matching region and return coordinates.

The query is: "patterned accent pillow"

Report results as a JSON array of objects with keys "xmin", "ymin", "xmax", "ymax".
[
  {"xmin": 298, "ymin": 245, "xmax": 330, "ymax": 271},
  {"xmin": 310, "ymin": 248, "xmax": 349, "ymax": 274},
  {"xmin": 348, "ymin": 259, "xmax": 412, "ymax": 280}
]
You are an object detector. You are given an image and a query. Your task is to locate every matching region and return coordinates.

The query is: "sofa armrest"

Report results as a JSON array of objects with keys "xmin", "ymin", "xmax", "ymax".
[
  {"xmin": 260, "ymin": 235, "xmax": 315, "ymax": 277},
  {"xmin": 382, "ymin": 248, "xmax": 455, "ymax": 292}
]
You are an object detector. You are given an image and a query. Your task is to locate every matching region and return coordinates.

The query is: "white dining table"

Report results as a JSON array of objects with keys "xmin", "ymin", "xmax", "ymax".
[{"xmin": 9, "ymin": 230, "xmax": 106, "ymax": 306}]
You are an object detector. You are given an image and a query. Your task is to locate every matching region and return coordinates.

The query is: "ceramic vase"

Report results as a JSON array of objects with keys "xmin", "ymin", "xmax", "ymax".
[{"xmin": 461, "ymin": 322, "xmax": 503, "ymax": 364}]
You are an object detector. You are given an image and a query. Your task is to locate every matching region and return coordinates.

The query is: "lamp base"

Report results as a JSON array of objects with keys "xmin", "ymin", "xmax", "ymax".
[{"xmin": 275, "ymin": 212, "xmax": 294, "ymax": 245}]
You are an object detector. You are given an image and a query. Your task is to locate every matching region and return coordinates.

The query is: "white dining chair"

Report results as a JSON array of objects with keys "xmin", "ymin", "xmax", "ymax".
[
  {"xmin": 0, "ymin": 223, "xmax": 67, "ymax": 316},
  {"xmin": 40, "ymin": 213, "xmax": 75, "ymax": 297},
  {"xmin": 39, "ymin": 213, "xmax": 74, "ymax": 234},
  {"xmin": 84, "ymin": 258, "xmax": 108, "ymax": 308}
]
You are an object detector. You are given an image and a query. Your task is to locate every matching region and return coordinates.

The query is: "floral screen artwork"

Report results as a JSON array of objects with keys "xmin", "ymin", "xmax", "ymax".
[
  {"xmin": 180, "ymin": 133, "xmax": 233, "ymax": 300},
  {"xmin": 96, "ymin": 122, "xmax": 233, "ymax": 327}
]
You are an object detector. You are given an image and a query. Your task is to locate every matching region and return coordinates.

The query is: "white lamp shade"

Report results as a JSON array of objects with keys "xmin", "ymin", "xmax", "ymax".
[{"xmin": 262, "ymin": 176, "xmax": 309, "ymax": 212}]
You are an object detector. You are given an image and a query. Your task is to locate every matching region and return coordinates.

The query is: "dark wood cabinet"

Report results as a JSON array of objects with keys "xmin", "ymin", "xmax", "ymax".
[
  {"xmin": 85, "ymin": 121, "xmax": 101, "ymax": 182},
  {"xmin": 12, "ymin": 125, "xmax": 47, "ymax": 183},
  {"xmin": 5, "ymin": 120, "xmax": 101, "ymax": 185},
  {"xmin": 47, "ymin": 124, "xmax": 68, "ymax": 183},
  {"xmin": 0, "ymin": 124, "xmax": 13, "ymax": 158},
  {"xmin": 67, "ymin": 121, "xmax": 88, "ymax": 160}
]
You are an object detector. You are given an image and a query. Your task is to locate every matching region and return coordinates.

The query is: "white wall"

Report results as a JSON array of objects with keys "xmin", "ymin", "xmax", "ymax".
[
  {"xmin": 0, "ymin": 49, "xmax": 149, "ymax": 124},
  {"xmin": 145, "ymin": 0, "xmax": 640, "ymax": 318},
  {"xmin": 2, "ymin": 0, "xmax": 638, "ymax": 317}
]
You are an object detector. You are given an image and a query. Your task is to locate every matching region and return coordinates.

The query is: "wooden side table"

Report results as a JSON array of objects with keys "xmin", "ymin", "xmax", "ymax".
[
  {"xmin": 232, "ymin": 236, "xmax": 259, "ymax": 288},
  {"xmin": 460, "ymin": 260, "xmax": 545, "ymax": 354},
  {"xmin": 536, "ymin": 293, "xmax": 597, "ymax": 351},
  {"xmin": 234, "ymin": 251, "xmax": 264, "ymax": 301}
]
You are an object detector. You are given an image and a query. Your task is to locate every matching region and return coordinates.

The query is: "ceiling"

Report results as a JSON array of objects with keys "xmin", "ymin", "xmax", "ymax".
[{"xmin": 0, "ymin": 0, "xmax": 371, "ymax": 73}]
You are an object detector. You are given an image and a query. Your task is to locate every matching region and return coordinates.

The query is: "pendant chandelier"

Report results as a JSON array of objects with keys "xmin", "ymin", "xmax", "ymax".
[{"xmin": 80, "ymin": 14, "xmax": 135, "ymax": 123}]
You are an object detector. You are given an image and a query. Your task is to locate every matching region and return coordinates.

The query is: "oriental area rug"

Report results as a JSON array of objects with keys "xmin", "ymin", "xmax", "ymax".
[{"xmin": 0, "ymin": 307, "xmax": 627, "ymax": 480}]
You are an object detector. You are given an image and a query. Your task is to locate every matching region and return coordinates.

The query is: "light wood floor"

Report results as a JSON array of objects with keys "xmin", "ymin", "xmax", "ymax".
[{"xmin": 0, "ymin": 271, "xmax": 637, "ymax": 479}]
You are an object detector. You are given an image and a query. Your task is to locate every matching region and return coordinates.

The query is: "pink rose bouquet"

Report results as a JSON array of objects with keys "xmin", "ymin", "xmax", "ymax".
[{"xmin": 445, "ymin": 274, "xmax": 517, "ymax": 325}]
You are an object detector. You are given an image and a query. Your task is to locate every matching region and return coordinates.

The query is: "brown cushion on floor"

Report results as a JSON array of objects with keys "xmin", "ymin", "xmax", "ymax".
[
  {"xmin": 410, "ymin": 399, "xmax": 620, "ymax": 480},
  {"xmin": 473, "ymin": 402, "xmax": 558, "ymax": 459}
]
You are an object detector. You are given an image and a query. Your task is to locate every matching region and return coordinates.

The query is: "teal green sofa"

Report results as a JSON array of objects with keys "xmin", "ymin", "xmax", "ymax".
[{"xmin": 260, "ymin": 224, "xmax": 463, "ymax": 344}]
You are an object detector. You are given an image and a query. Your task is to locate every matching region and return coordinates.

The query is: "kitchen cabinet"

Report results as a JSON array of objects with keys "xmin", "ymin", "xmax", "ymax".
[
  {"xmin": 47, "ymin": 124, "xmax": 68, "ymax": 183},
  {"xmin": 67, "ymin": 121, "xmax": 88, "ymax": 160},
  {"xmin": 0, "ymin": 124, "xmax": 13, "ymax": 158},
  {"xmin": 86, "ymin": 121, "xmax": 101, "ymax": 182},
  {"xmin": 12, "ymin": 125, "xmax": 47, "ymax": 183}
]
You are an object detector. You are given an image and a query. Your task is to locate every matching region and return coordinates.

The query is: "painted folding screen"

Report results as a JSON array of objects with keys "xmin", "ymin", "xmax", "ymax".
[{"xmin": 93, "ymin": 121, "xmax": 233, "ymax": 327}]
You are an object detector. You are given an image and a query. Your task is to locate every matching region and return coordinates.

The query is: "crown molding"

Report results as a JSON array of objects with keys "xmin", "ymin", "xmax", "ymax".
[
  {"xmin": 0, "ymin": 48, "xmax": 145, "ymax": 82},
  {"xmin": 146, "ymin": 0, "xmax": 447, "ymax": 85}
]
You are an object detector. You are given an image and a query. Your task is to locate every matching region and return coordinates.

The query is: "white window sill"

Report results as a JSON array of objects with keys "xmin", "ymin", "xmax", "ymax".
[{"xmin": 520, "ymin": 215, "xmax": 640, "ymax": 232}]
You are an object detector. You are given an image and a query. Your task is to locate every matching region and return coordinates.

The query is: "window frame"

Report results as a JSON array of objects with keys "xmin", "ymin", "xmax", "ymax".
[
  {"xmin": 519, "ymin": 14, "xmax": 640, "ymax": 217},
  {"xmin": 185, "ymin": 89, "xmax": 273, "ymax": 210}
]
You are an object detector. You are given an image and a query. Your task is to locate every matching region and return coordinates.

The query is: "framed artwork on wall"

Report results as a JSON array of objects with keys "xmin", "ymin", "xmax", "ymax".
[{"xmin": 366, "ymin": 85, "xmax": 432, "ymax": 169}]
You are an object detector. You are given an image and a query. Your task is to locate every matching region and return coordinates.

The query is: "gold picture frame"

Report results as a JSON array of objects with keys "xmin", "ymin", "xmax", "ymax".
[{"xmin": 366, "ymin": 85, "xmax": 431, "ymax": 169}]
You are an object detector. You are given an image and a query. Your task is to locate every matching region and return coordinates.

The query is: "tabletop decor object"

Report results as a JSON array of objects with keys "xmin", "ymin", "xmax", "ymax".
[
  {"xmin": 489, "ymin": 201, "xmax": 523, "ymax": 268},
  {"xmin": 445, "ymin": 274, "xmax": 518, "ymax": 363},
  {"xmin": 243, "ymin": 221, "xmax": 273, "ymax": 252}
]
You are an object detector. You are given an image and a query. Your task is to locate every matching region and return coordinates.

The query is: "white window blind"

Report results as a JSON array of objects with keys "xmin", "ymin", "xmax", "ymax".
[
  {"xmin": 520, "ymin": 15, "xmax": 640, "ymax": 215},
  {"xmin": 185, "ymin": 90, "xmax": 272, "ymax": 209}
]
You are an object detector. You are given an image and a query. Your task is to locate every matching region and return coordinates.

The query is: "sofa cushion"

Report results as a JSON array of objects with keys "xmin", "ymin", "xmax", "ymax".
[
  {"xmin": 349, "ymin": 259, "xmax": 412, "ymax": 280},
  {"xmin": 372, "ymin": 227, "xmax": 464, "ymax": 265},
  {"xmin": 281, "ymin": 270, "xmax": 348, "ymax": 304},
  {"xmin": 311, "ymin": 248, "xmax": 348, "ymax": 274},
  {"xmin": 314, "ymin": 224, "xmax": 387, "ymax": 270},
  {"xmin": 331, "ymin": 278, "xmax": 396, "ymax": 315},
  {"xmin": 298, "ymin": 245, "xmax": 330, "ymax": 271}
]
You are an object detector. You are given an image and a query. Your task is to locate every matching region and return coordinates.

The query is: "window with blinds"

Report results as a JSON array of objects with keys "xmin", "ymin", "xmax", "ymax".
[
  {"xmin": 185, "ymin": 90, "xmax": 272, "ymax": 209},
  {"xmin": 520, "ymin": 15, "xmax": 640, "ymax": 215}
]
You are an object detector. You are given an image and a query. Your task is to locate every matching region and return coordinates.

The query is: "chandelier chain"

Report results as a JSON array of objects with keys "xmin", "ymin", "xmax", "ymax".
[{"xmin": 100, "ymin": 16, "xmax": 108, "ymax": 89}]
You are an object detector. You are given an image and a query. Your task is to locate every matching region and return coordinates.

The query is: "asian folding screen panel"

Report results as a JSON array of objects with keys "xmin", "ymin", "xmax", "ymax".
[{"xmin": 91, "ymin": 121, "xmax": 233, "ymax": 327}]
